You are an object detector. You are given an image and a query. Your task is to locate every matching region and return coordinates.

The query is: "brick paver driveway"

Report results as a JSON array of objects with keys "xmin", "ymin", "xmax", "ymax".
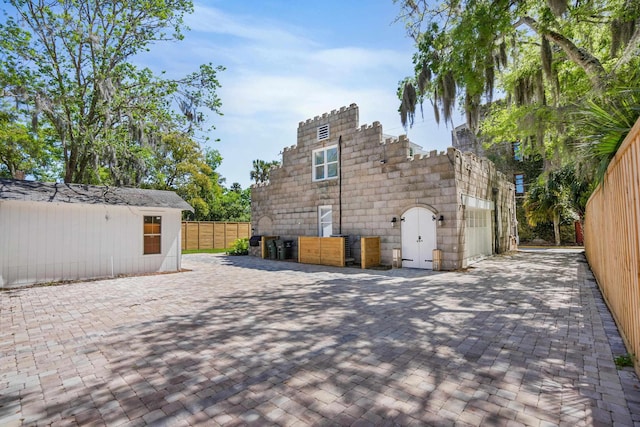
[{"xmin": 2, "ymin": 250, "xmax": 639, "ymax": 426}]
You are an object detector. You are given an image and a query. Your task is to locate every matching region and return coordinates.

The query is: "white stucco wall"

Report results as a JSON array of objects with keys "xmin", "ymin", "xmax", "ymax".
[{"xmin": 0, "ymin": 200, "xmax": 183, "ymax": 288}]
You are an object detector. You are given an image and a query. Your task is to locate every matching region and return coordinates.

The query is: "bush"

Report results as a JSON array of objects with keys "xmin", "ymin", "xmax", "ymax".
[{"xmin": 227, "ymin": 238, "xmax": 249, "ymax": 256}]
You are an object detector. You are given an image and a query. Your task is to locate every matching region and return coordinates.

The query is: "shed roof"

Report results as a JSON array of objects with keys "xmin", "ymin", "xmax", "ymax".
[{"xmin": 0, "ymin": 179, "xmax": 193, "ymax": 211}]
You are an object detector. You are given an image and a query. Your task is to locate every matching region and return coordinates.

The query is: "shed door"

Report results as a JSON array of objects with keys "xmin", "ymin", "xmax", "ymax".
[{"xmin": 401, "ymin": 207, "xmax": 437, "ymax": 269}]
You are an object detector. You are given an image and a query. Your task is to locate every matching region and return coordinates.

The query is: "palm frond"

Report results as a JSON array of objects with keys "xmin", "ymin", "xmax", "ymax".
[{"xmin": 575, "ymin": 88, "xmax": 640, "ymax": 183}]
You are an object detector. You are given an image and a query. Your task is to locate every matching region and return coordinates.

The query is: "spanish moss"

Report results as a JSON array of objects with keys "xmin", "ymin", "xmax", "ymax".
[
  {"xmin": 400, "ymin": 81, "xmax": 417, "ymax": 128},
  {"xmin": 541, "ymin": 37, "xmax": 553, "ymax": 81},
  {"xmin": 546, "ymin": 0, "xmax": 568, "ymax": 17},
  {"xmin": 535, "ymin": 69, "xmax": 546, "ymax": 105},
  {"xmin": 441, "ymin": 71, "xmax": 456, "ymax": 124},
  {"xmin": 417, "ymin": 64, "xmax": 431, "ymax": 93},
  {"xmin": 611, "ymin": 18, "xmax": 636, "ymax": 56}
]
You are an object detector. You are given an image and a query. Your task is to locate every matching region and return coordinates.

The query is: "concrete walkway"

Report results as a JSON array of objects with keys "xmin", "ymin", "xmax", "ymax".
[{"xmin": 1, "ymin": 250, "xmax": 639, "ymax": 426}]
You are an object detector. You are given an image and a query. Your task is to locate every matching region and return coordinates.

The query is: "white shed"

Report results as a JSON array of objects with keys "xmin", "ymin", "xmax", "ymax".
[{"xmin": 0, "ymin": 179, "xmax": 193, "ymax": 288}]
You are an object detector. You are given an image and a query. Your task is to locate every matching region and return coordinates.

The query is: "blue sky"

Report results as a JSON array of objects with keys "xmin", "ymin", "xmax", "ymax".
[{"xmin": 143, "ymin": 0, "xmax": 458, "ymax": 188}]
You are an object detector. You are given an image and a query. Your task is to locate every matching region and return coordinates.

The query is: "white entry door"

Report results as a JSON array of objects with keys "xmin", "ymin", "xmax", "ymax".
[{"xmin": 401, "ymin": 207, "xmax": 437, "ymax": 269}]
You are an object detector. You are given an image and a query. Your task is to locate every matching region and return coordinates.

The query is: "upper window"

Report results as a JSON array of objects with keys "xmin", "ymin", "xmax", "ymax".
[
  {"xmin": 515, "ymin": 174, "xmax": 525, "ymax": 195},
  {"xmin": 143, "ymin": 216, "xmax": 162, "ymax": 254},
  {"xmin": 317, "ymin": 124, "xmax": 330, "ymax": 141},
  {"xmin": 313, "ymin": 145, "xmax": 338, "ymax": 181}
]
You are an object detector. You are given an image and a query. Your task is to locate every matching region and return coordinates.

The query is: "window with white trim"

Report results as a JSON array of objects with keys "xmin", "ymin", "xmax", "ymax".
[
  {"xmin": 318, "ymin": 205, "xmax": 333, "ymax": 237},
  {"xmin": 317, "ymin": 124, "xmax": 329, "ymax": 141},
  {"xmin": 143, "ymin": 216, "xmax": 162, "ymax": 254},
  {"xmin": 312, "ymin": 145, "xmax": 338, "ymax": 181}
]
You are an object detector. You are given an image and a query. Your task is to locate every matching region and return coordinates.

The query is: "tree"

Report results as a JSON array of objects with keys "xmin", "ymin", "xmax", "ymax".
[
  {"xmin": 0, "ymin": 0, "xmax": 223, "ymax": 184},
  {"xmin": 144, "ymin": 132, "xmax": 213, "ymax": 220},
  {"xmin": 174, "ymin": 149, "xmax": 251, "ymax": 222},
  {"xmin": 250, "ymin": 159, "xmax": 280, "ymax": 184},
  {"xmin": 523, "ymin": 176, "xmax": 570, "ymax": 246},
  {"xmin": 209, "ymin": 186, "xmax": 251, "ymax": 222},
  {"xmin": 523, "ymin": 165, "xmax": 588, "ymax": 245},
  {"xmin": 0, "ymin": 109, "xmax": 58, "ymax": 179},
  {"xmin": 395, "ymin": 0, "xmax": 640, "ymax": 167}
]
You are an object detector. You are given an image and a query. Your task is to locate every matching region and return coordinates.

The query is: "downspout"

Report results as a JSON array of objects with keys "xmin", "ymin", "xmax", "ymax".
[
  {"xmin": 338, "ymin": 135, "xmax": 342, "ymax": 235},
  {"xmin": 492, "ymin": 186, "xmax": 500, "ymax": 253}
]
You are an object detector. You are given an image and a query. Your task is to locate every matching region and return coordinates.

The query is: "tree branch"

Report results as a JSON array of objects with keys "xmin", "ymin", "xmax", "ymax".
[{"xmin": 520, "ymin": 16, "xmax": 606, "ymax": 92}]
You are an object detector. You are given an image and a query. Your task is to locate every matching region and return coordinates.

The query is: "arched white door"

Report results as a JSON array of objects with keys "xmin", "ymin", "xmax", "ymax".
[{"xmin": 401, "ymin": 207, "xmax": 437, "ymax": 269}]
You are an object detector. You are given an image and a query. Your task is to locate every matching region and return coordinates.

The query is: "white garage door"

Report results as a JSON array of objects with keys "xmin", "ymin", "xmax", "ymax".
[{"xmin": 464, "ymin": 207, "xmax": 492, "ymax": 264}]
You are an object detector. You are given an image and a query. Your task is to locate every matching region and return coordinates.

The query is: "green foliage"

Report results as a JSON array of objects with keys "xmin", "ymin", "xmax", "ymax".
[
  {"xmin": 144, "ymin": 132, "xmax": 213, "ymax": 220},
  {"xmin": 396, "ymin": 0, "xmax": 640, "ymax": 172},
  {"xmin": 575, "ymin": 86, "xmax": 640, "ymax": 184},
  {"xmin": 182, "ymin": 248, "xmax": 227, "ymax": 254},
  {"xmin": 614, "ymin": 354, "xmax": 635, "ymax": 369},
  {"xmin": 0, "ymin": 111, "xmax": 60, "ymax": 180},
  {"xmin": 207, "ymin": 185, "xmax": 251, "ymax": 222},
  {"xmin": 227, "ymin": 238, "xmax": 249, "ymax": 256},
  {"xmin": 0, "ymin": 0, "xmax": 223, "ymax": 184},
  {"xmin": 523, "ymin": 164, "xmax": 589, "ymax": 245},
  {"xmin": 250, "ymin": 159, "xmax": 280, "ymax": 184},
  {"xmin": 171, "ymin": 146, "xmax": 251, "ymax": 222},
  {"xmin": 517, "ymin": 207, "xmax": 578, "ymax": 245}
]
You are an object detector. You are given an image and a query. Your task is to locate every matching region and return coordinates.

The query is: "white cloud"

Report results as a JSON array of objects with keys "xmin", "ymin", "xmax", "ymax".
[
  {"xmin": 306, "ymin": 47, "xmax": 408, "ymax": 74},
  {"xmin": 188, "ymin": 3, "xmax": 315, "ymax": 49},
  {"xmin": 143, "ymin": 3, "xmax": 455, "ymax": 187}
]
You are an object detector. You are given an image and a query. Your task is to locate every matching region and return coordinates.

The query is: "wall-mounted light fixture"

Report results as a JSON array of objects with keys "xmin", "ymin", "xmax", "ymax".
[
  {"xmin": 391, "ymin": 217, "xmax": 397, "ymax": 227},
  {"xmin": 432, "ymin": 214, "xmax": 445, "ymax": 226}
]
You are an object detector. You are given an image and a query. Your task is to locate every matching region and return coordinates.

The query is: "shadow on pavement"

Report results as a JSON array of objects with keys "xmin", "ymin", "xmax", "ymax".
[{"xmin": 2, "ymin": 250, "xmax": 636, "ymax": 425}]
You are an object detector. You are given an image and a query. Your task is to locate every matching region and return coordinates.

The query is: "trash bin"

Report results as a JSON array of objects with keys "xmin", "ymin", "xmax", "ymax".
[
  {"xmin": 283, "ymin": 240, "xmax": 294, "ymax": 259},
  {"xmin": 276, "ymin": 239, "xmax": 285, "ymax": 260},
  {"xmin": 267, "ymin": 239, "xmax": 277, "ymax": 259}
]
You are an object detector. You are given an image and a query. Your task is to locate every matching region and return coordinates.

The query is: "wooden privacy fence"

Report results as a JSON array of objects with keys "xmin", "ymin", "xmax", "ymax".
[
  {"xmin": 182, "ymin": 221, "xmax": 250, "ymax": 250},
  {"xmin": 298, "ymin": 236, "xmax": 345, "ymax": 267},
  {"xmin": 584, "ymin": 116, "xmax": 640, "ymax": 376}
]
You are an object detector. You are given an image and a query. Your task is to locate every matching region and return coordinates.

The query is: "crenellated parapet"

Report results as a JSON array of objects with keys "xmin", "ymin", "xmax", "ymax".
[
  {"xmin": 297, "ymin": 103, "xmax": 358, "ymax": 129},
  {"xmin": 296, "ymin": 104, "xmax": 360, "ymax": 149}
]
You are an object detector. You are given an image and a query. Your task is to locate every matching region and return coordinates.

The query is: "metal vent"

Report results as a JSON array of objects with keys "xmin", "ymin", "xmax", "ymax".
[{"xmin": 317, "ymin": 124, "xmax": 330, "ymax": 141}]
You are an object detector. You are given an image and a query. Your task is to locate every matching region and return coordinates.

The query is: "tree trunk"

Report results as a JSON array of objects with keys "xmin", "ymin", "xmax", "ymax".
[
  {"xmin": 553, "ymin": 212, "xmax": 561, "ymax": 246},
  {"xmin": 575, "ymin": 220, "xmax": 584, "ymax": 245},
  {"xmin": 64, "ymin": 152, "xmax": 76, "ymax": 183}
]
